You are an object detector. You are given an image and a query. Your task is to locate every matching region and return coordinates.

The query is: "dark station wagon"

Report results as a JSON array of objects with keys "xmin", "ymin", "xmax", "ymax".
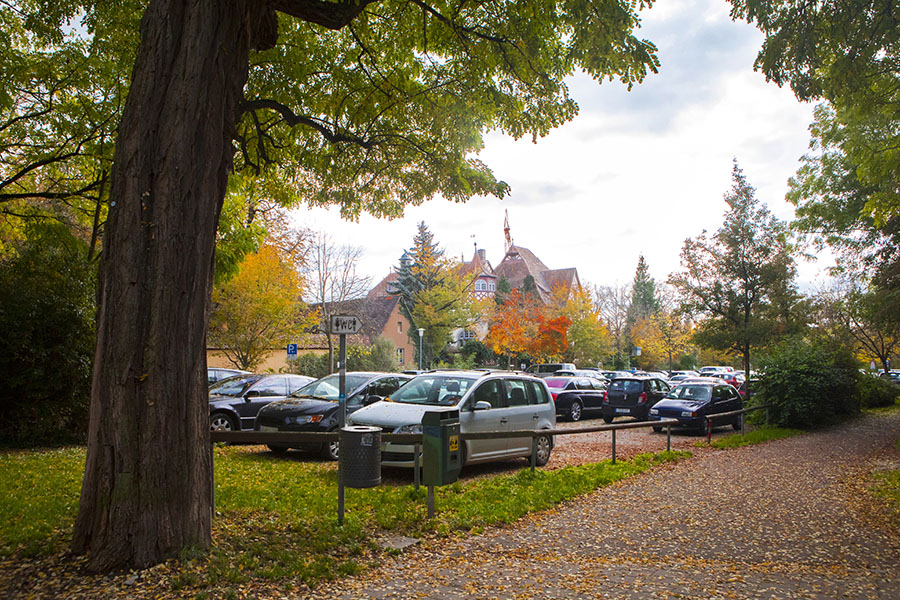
[{"xmin": 545, "ymin": 376, "xmax": 607, "ymax": 422}]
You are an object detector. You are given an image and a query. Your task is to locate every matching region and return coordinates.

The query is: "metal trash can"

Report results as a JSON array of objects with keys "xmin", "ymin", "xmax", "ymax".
[
  {"xmin": 339, "ymin": 425, "xmax": 381, "ymax": 488},
  {"xmin": 422, "ymin": 410, "xmax": 461, "ymax": 486}
]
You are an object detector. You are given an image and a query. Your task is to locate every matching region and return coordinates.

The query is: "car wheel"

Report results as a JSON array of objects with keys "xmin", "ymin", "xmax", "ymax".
[
  {"xmin": 210, "ymin": 413, "xmax": 236, "ymax": 432},
  {"xmin": 652, "ymin": 426, "xmax": 663, "ymax": 433},
  {"xmin": 602, "ymin": 415, "xmax": 614, "ymax": 424},
  {"xmin": 267, "ymin": 444, "xmax": 288, "ymax": 454},
  {"xmin": 533, "ymin": 434, "xmax": 552, "ymax": 467},
  {"xmin": 569, "ymin": 401, "xmax": 583, "ymax": 422},
  {"xmin": 321, "ymin": 439, "xmax": 340, "ymax": 461}
]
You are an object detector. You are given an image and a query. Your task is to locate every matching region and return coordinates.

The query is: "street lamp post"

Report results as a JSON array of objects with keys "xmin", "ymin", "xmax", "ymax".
[{"xmin": 417, "ymin": 327, "xmax": 425, "ymax": 371}]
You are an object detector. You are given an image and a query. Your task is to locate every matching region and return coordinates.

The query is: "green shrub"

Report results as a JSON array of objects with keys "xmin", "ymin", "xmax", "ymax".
[
  {"xmin": 858, "ymin": 374, "xmax": 899, "ymax": 408},
  {"xmin": 0, "ymin": 224, "xmax": 96, "ymax": 447},
  {"xmin": 288, "ymin": 336, "xmax": 398, "ymax": 379},
  {"xmin": 754, "ymin": 336, "xmax": 860, "ymax": 429}
]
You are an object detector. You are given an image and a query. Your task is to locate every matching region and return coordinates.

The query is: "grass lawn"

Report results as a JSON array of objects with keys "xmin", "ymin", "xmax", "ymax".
[
  {"xmin": 0, "ymin": 445, "xmax": 689, "ymax": 594},
  {"xmin": 703, "ymin": 426, "xmax": 803, "ymax": 449}
]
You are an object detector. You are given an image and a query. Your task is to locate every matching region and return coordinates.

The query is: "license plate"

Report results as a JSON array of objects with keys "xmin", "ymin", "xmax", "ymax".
[
  {"xmin": 615, "ymin": 408, "xmax": 629, "ymax": 414},
  {"xmin": 259, "ymin": 425, "xmax": 278, "ymax": 432}
]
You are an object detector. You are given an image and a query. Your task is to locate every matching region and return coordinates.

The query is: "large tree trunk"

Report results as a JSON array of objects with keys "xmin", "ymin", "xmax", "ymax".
[{"xmin": 72, "ymin": 0, "xmax": 274, "ymax": 571}]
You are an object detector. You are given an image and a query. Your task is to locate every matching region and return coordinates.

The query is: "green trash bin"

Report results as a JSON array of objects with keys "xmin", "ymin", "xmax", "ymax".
[{"xmin": 422, "ymin": 410, "xmax": 461, "ymax": 486}]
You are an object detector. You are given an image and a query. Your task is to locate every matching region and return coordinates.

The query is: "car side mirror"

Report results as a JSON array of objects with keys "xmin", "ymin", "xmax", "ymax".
[
  {"xmin": 473, "ymin": 400, "xmax": 492, "ymax": 411},
  {"xmin": 364, "ymin": 394, "xmax": 382, "ymax": 406},
  {"xmin": 244, "ymin": 390, "xmax": 261, "ymax": 400}
]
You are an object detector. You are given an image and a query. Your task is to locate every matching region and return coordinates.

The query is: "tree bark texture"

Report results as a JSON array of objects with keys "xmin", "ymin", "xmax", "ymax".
[{"xmin": 72, "ymin": 0, "xmax": 272, "ymax": 570}]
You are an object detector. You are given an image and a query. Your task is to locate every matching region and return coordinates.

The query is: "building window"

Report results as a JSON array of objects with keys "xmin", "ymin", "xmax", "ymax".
[
  {"xmin": 397, "ymin": 348, "xmax": 405, "ymax": 364},
  {"xmin": 475, "ymin": 280, "xmax": 486, "ymax": 291},
  {"xmin": 489, "ymin": 281, "xmax": 496, "ymax": 291},
  {"xmin": 397, "ymin": 321, "xmax": 402, "ymax": 333}
]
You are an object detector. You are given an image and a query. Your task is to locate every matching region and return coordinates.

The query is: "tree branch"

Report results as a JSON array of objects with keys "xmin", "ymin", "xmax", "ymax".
[{"xmin": 269, "ymin": 0, "xmax": 378, "ymax": 30}]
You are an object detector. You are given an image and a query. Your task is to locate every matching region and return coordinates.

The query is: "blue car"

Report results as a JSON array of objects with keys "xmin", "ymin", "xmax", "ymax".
[{"xmin": 648, "ymin": 380, "xmax": 742, "ymax": 435}]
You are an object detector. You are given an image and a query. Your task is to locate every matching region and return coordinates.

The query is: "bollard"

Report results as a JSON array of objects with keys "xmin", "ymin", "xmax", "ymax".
[
  {"xmin": 666, "ymin": 424, "xmax": 671, "ymax": 452},
  {"xmin": 707, "ymin": 417, "xmax": 712, "ymax": 444},
  {"xmin": 740, "ymin": 413, "xmax": 745, "ymax": 436},
  {"xmin": 427, "ymin": 485, "xmax": 435, "ymax": 518}
]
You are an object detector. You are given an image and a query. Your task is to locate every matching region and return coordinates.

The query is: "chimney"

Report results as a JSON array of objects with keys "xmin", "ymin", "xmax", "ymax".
[{"xmin": 477, "ymin": 248, "xmax": 486, "ymax": 261}]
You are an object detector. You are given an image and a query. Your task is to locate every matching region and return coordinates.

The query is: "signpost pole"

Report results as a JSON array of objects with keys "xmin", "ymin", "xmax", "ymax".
[{"xmin": 339, "ymin": 333, "xmax": 347, "ymax": 428}]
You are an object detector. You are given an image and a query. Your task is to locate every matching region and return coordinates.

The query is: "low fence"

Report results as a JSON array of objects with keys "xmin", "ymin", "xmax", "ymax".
[{"xmin": 210, "ymin": 408, "xmax": 769, "ymax": 520}]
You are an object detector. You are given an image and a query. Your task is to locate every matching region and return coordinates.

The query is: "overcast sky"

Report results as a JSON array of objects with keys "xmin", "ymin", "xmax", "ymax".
[{"xmin": 294, "ymin": 0, "xmax": 831, "ymax": 293}]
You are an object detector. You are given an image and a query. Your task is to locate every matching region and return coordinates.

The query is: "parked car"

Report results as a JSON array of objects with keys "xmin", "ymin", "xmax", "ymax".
[
  {"xmin": 545, "ymin": 376, "xmax": 607, "ymax": 422},
  {"xmin": 721, "ymin": 371, "xmax": 745, "ymax": 389},
  {"xmin": 600, "ymin": 375, "xmax": 671, "ymax": 423},
  {"xmin": 255, "ymin": 372, "xmax": 412, "ymax": 460},
  {"xmin": 600, "ymin": 370, "xmax": 632, "ymax": 380},
  {"xmin": 879, "ymin": 370, "xmax": 900, "ymax": 386},
  {"xmin": 349, "ymin": 370, "xmax": 556, "ymax": 468},
  {"xmin": 553, "ymin": 369, "xmax": 609, "ymax": 383},
  {"xmin": 208, "ymin": 373, "xmax": 314, "ymax": 431},
  {"xmin": 207, "ymin": 367, "xmax": 250, "ymax": 385},
  {"xmin": 526, "ymin": 363, "xmax": 576, "ymax": 378},
  {"xmin": 698, "ymin": 365, "xmax": 735, "ymax": 376},
  {"xmin": 649, "ymin": 380, "xmax": 743, "ymax": 435}
]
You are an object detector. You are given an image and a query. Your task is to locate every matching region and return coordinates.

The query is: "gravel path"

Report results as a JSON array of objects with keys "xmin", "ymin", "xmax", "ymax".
[{"xmin": 308, "ymin": 411, "xmax": 900, "ymax": 599}]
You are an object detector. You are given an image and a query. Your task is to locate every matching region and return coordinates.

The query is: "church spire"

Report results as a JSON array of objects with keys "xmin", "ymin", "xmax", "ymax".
[{"xmin": 503, "ymin": 209, "xmax": 513, "ymax": 254}]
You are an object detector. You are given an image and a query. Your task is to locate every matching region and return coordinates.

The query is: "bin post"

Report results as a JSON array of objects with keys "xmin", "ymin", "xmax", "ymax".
[
  {"xmin": 210, "ymin": 442, "xmax": 215, "ymax": 519},
  {"xmin": 427, "ymin": 485, "xmax": 435, "ymax": 518},
  {"xmin": 530, "ymin": 436, "xmax": 537, "ymax": 473},
  {"xmin": 611, "ymin": 428, "xmax": 616, "ymax": 464},
  {"xmin": 414, "ymin": 443, "xmax": 420, "ymax": 491},
  {"xmin": 666, "ymin": 424, "xmax": 671, "ymax": 452},
  {"xmin": 707, "ymin": 417, "xmax": 712, "ymax": 444},
  {"xmin": 740, "ymin": 413, "xmax": 745, "ymax": 436},
  {"xmin": 338, "ymin": 470, "xmax": 345, "ymax": 525},
  {"xmin": 422, "ymin": 410, "xmax": 461, "ymax": 487}
]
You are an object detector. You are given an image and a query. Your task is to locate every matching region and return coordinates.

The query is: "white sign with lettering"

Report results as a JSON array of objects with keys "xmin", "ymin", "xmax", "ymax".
[{"xmin": 330, "ymin": 315, "xmax": 362, "ymax": 335}]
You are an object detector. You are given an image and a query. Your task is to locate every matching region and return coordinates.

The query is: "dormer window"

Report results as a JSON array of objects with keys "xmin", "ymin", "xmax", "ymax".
[{"xmin": 475, "ymin": 280, "xmax": 486, "ymax": 291}]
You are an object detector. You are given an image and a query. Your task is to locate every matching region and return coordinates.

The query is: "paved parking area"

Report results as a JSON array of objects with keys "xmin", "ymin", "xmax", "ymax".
[{"xmin": 309, "ymin": 411, "xmax": 900, "ymax": 599}]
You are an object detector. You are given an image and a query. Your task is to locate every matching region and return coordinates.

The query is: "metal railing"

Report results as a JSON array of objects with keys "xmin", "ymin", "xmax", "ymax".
[{"xmin": 700, "ymin": 404, "xmax": 771, "ymax": 444}]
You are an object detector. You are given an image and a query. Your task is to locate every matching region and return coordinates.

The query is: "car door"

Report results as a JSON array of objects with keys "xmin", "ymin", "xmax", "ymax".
[
  {"xmin": 504, "ymin": 378, "xmax": 539, "ymax": 456},
  {"xmin": 238, "ymin": 376, "xmax": 287, "ymax": 428},
  {"xmin": 460, "ymin": 379, "xmax": 509, "ymax": 462},
  {"xmin": 710, "ymin": 385, "xmax": 734, "ymax": 424},
  {"xmin": 577, "ymin": 378, "xmax": 604, "ymax": 412}
]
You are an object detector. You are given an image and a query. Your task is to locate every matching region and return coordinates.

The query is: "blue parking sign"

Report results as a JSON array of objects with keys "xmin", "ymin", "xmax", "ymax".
[{"xmin": 286, "ymin": 343, "xmax": 297, "ymax": 359}]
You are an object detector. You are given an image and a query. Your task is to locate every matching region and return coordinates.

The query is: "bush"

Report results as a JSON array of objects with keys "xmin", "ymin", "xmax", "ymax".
[
  {"xmin": 754, "ymin": 337, "xmax": 860, "ymax": 429},
  {"xmin": 0, "ymin": 224, "xmax": 97, "ymax": 447},
  {"xmin": 858, "ymin": 374, "xmax": 899, "ymax": 408},
  {"xmin": 288, "ymin": 336, "xmax": 398, "ymax": 379}
]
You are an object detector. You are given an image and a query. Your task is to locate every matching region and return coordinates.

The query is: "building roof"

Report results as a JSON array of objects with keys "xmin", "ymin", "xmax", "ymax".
[{"xmin": 494, "ymin": 245, "xmax": 579, "ymax": 303}]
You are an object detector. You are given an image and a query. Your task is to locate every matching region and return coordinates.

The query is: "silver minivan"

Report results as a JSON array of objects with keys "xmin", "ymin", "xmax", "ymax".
[{"xmin": 348, "ymin": 370, "xmax": 556, "ymax": 468}]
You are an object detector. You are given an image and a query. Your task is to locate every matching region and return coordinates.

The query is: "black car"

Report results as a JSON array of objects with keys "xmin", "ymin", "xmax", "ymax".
[
  {"xmin": 648, "ymin": 380, "xmax": 743, "ymax": 435},
  {"xmin": 255, "ymin": 372, "xmax": 412, "ymax": 460},
  {"xmin": 209, "ymin": 373, "xmax": 314, "ymax": 431},
  {"xmin": 600, "ymin": 376, "xmax": 671, "ymax": 422},
  {"xmin": 545, "ymin": 376, "xmax": 607, "ymax": 422},
  {"xmin": 207, "ymin": 367, "xmax": 250, "ymax": 385}
]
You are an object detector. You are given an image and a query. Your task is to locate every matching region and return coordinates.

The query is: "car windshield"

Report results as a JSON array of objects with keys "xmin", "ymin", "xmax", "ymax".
[
  {"xmin": 544, "ymin": 377, "xmax": 570, "ymax": 389},
  {"xmin": 666, "ymin": 385, "xmax": 712, "ymax": 402},
  {"xmin": 292, "ymin": 374, "xmax": 372, "ymax": 401},
  {"xmin": 209, "ymin": 374, "xmax": 263, "ymax": 397},
  {"xmin": 610, "ymin": 380, "xmax": 643, "ymax": 393},
  {"xmin": 388, "ymin": 374, "xmax": 477, "ymax": 406}
]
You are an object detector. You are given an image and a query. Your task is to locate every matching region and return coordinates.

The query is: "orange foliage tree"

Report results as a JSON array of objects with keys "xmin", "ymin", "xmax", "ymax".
[{"xmin": 486, "ymin": 289, "xmax": 571, "ymax": 364}]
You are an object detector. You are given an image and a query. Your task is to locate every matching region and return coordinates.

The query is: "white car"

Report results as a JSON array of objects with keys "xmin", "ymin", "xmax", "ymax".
[{"xmin": 348, "ymin": 370, "xmax": 556, "ymax": 468}]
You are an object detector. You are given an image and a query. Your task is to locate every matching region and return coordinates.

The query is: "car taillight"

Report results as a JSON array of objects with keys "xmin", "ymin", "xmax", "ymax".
[
  {"xmin": 602, "ymin": 391, "xmax": 609, "ymax": 403},
  {"xmin": 637, "ymin": 392, "xmax": 648, "ymax": 404},
  {"xmin": 551, "ymin": 392, "xmax": 558, "ymax": 402}
]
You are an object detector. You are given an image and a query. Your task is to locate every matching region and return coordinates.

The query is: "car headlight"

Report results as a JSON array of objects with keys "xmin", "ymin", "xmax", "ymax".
[
  {"xmin": 681, "ymin": 410, "xmax": 695, "ymax": 417},
  {"xmin": 285, "ymin": 414, "xmax": 324, "ymax": 425},
  {"xmin": 394, "ymin": 424, "xmax": 423, "ymax": 434},
  {"xmin": 649, "ymin": 408, "xmax": 659, "ymax": 415}
]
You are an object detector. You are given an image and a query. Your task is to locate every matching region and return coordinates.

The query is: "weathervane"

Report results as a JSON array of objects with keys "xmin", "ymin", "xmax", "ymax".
[{"xmin": 503, "ymin": 209, "xmax": 513, "ymax": 254}]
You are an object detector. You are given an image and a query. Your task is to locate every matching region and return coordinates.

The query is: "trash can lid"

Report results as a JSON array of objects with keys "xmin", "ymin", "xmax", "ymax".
[{"xmin": 341, "ymin": 425, "xmax": 381, "ymax": 433}]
